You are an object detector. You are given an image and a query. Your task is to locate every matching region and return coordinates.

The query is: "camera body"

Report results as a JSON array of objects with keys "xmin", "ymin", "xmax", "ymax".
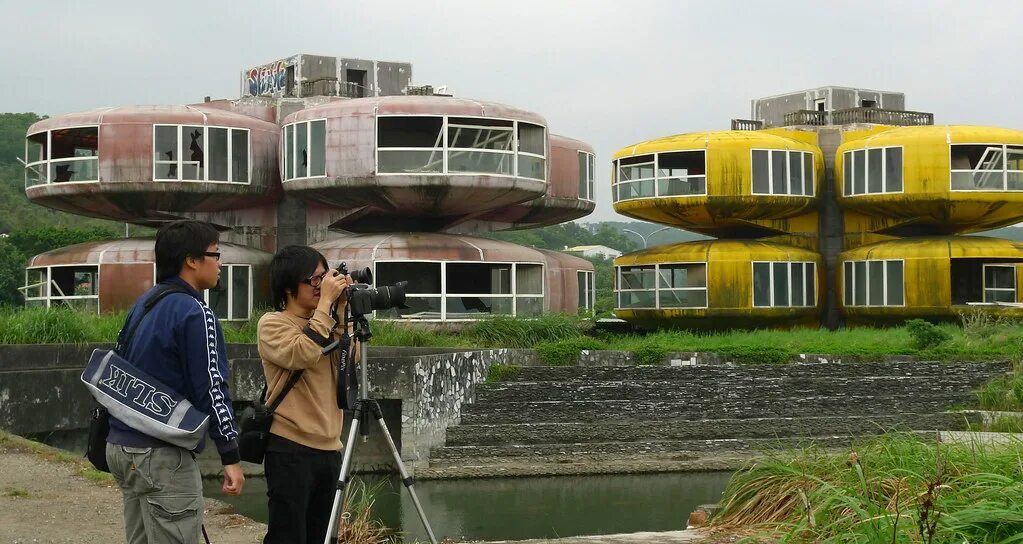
[{"xmin": 336, "ymin": 262, "xmax": 408, "ymax": 317}]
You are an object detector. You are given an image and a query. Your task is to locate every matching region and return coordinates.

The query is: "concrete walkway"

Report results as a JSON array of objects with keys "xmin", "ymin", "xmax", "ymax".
[{"xmin": 481, "ymin": 529, "xmax": 707, "ymax": 543}]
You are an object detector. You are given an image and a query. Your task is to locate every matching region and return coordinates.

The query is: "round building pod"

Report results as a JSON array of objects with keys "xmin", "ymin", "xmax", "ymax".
[
  {"xmin": 836, "ymin": 125, "xmax": 1023, "ymax": 234},
  {"xmin": 311, "ymin": 232, "xmax": 593, "ymax": 321},
  {"xmin": 613, "ymin": 239, "xmax": 821, "ymax": 330},
  {"xmin": 24, "ymin": 238, "xmax": 270, "ymax": 319},
  {"xmin": 24, "ymin": 105, "xmax": 281, "ymax": 222},
  {"xmin": 838, "ymin": 236, "xmax": 1023, "ymax": 324},
  {"xmin": 612, "ymin": 131, "xmax": 823, "ymax": 238}
]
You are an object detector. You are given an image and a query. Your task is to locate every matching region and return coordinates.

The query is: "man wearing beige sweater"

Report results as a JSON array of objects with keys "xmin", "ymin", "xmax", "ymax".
[{"xmin": 257, "ymin": 246, "xmax": 352, "ymax": 544}]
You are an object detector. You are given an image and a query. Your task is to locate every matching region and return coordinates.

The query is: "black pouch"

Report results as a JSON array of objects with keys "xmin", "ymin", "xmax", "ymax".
[
  {"xmin": 85, "ymin": 406, "xmax": 110, "ymax": 472},
  {"xmin": 237, "ymin": 404, "xmax": 273, "ymax": 464}
]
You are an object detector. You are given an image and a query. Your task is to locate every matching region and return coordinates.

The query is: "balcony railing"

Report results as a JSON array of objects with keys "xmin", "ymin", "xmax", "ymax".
[
  {"xmin": 731, "ymin": 119, "xmax": 763, "ymax": 131},
  {"xmin": 300, "ymin": 79, "xmax": 368, "ymax": 98},
  {"xmin": 831, "ymin": 107, "xmax": 933, "ymax": 126},
  {"xmin": 783, "ymin": 107, "xmax": 934, "ymax": 127}
]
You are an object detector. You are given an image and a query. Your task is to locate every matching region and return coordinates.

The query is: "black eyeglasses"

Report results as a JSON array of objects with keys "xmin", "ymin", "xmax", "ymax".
[
  {"xmin": 300, "ymin": 270, "xmax": 329, "ymax": 287},
  {"xmin": 203, "ymin": 252, "xmax": 221, "ymax": 261}
]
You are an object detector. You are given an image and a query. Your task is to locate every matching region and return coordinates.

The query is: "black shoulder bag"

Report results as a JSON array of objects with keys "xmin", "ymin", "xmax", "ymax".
[
  {"xmin": 237, "ymin": 369, "xmax": 304, "ymax": 464},
  {"xmin": 84, "ymin": 285, "xmax": 190, "ymax": 473}
]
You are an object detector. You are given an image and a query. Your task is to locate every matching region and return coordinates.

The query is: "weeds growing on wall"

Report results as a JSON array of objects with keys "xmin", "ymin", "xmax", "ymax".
[{"xmin": 711, "ymin": 432, "xmax": 1023, "ymax": 543}]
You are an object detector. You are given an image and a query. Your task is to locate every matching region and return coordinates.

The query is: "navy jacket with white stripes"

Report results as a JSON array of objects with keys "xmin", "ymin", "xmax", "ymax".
[{"xmin": 106, "ymin": 276, "xmax": 241, "ymax": 465}]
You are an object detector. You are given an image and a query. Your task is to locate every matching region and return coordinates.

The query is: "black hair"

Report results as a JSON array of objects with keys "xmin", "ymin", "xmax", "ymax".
[
  {"xmin": 154, "ymin": 220, "xmax": 220, "ymax": 282},
  {"xmin": 269, "ymin": 245, "xmax": 328, "ymax": 311}
]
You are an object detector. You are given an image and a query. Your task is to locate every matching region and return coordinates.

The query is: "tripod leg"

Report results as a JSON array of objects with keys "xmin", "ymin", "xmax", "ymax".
[
  {"xmin": 323, "ymin": 403, "xmax": 363, "ymax": 544},
  {"xmin": 366, "ymin": 400, "xmax": 439, "ymax": 544}
]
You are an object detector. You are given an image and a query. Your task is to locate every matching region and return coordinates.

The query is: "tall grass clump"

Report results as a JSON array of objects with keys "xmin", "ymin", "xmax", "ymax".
[
  {"xmin": 336, "ymin": 478, "xmax": 397, "ymax": 544},
  {"xmin": 712, "ymin": 432, "xmax": 1023, "ymax": 542},
  {"xmin": 0, "ymin": 307, "xmax": 123, "ymax": 344},
  {"xmin": 535, "ymin": 336, "xmax": 609, "ymax": 366},
  {"xmin": 460, "ymin": 313, "xmax": 583, "ymax": 347}
]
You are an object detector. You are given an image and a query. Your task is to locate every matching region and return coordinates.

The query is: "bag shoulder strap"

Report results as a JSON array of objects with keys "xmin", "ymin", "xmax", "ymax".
[
  {"xmin": 115, "ymin": 286, "xmax": 193, "ymax": 356},
  {"xmin": 265, "ymin": 369, "xmax": 304, "ymax": 413}
]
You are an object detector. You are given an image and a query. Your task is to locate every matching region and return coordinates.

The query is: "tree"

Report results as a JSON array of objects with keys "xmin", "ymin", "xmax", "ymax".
[
  {"xmin": 8, "ymin": 226, "xmax": 117, "ymax": 257},
  {"xmin": 0, "ymin": 238, "xmax": 26, "ymax": 306}
]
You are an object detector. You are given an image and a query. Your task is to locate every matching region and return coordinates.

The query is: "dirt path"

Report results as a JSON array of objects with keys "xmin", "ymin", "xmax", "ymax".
[{"xmin": 0, "ymin": 432, "xmax": 265, "ymax": 544}]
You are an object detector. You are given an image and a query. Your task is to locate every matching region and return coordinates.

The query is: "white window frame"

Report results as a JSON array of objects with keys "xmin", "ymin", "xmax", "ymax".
[
  {"xmin": 750, "ymin": 149, "xmax": 815, "ymax": 197},
  {"xmin": 843, "ymin": 259, "xmax": 906, "ymax": 307},
  {"xmin": 24, "ymin": 125, "xmax": 101, "ymax": 187},
  {"xmin": 751, "ymin": 261, "xmax": 817, "ymax": 308},
  {"xmin": 614, "ymin": 262, "xmax": 709, "ymax": 310},
  {"xmin": 949, "ymin": 143, "xmax": 1023, "ymax": 192},
  {"xmin": 152, "ymin": 124, "xmax": 252, "ymax": 184},
  {"xmin": 281, "ymin": 119, "xmax": 328, "ymax": 181},
  {"xmin": 843, "ymin": 146, "xmax": 904, "ymax": 197},
  {"xmin": 20, "ymin": 265, "xmax": 101, "ymax": 313},
  {"xmin": 577, "ymin": 270, "xmax": 596, "ymax": 314},
  {"xmin": 578, "ymin": 151, "xmax": 596, "ymax": 202},
  {"xmin": 371, "ymin": 260, "xmax": 545, "ymax": 321},
  {"xmin": 203, "ymin": 264, "xmax": 252, "ymax": 321},
  {"xmin": 982, "ymin": 264, "xmax": 1017, "ymax": 303},
  {"xmin": 613, "ymin": 150, "xmax": 708, "ymax": 202},
  {"xmin": 374, "ymin": 115, "xmax": 548, "ymax": 182}
]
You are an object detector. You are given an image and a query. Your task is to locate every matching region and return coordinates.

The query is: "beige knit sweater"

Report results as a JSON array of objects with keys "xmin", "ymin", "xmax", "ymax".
[{"xmin": 257, "ymin": 309, "xmax": 344, "ymax": 451}]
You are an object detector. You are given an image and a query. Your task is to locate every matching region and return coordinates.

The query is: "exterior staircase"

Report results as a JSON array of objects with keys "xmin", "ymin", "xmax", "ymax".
[{"xmin": 420, "ymin": 360, "xmax": 1008, "ymax": 478}]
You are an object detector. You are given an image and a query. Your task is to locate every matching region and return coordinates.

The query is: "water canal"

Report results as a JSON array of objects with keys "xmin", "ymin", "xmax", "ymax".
[{"xmin": 205, "ymin": 471, "xmax": 732, "ymax": 541}]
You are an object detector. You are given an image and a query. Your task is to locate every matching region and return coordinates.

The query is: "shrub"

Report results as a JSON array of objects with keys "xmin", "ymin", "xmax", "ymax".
[
  {"xmin": 485, "ymin": 363, "xmax": 520, "ymax": 383},
  {"xmin": 535, "ymin": 337, "xmax": 609, "ymax": 366},
  {"xmin": 904, "ymin": 319, "xmax": 951, "ymax": 351},
  {"xmin": 461, "ymin": 313, "xmax": 582, "ymax": 347}
]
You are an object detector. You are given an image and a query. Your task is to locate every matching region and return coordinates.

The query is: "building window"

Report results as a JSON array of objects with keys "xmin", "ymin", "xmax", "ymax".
[
  {"xmin": 615, "ymin": 263, "xmax": 707, "ymax": 309},
  {"xmin": 752, "ymin": 262, "xmax": 816, "ymax": 307},
  {"xmin": 373, "ymin": 261, "xmax": 544, "ymax": 320},
  {"xmin": 613, "ymin": 150, "xmax": 706, "ymax": 202},
  {"xmin": 950, "ymin": 144, "xmax": 1023, "ymax": 191},
  {"xmin": 282, "ymin": 120, "xmax": 326, "ymax": 180},
  {"xmin": 376, "ymin": 116, "xmax": 547, "ymax": 181},
  {"xmin": 843, "ymin": 260, "xmax": 905, "ymax": 307},
  {"xmin": 751, "ymin": 149, "xmax": 815, "ymax": 196},
  {"xmin": 578, "ymin": 151, "xmax": 596, "ymax": 201},
  {"xmin": 24, "ymin": 127, "xmax": 99, "ymax": 186},
  {"xmin": 21, "ymin": 265, "xmax": 100, "ymax": 313},
  {"xmin": 843, "ymin": 147, "xmax": 903, "ymax": 196},
  {"xmin": 983, "ymin": 264, "xmax": 1017, "ymax": 303},
  {"xmin": 153, "ymin": 125, "xmax": 250, "ymax": 183},
  {"xmin": 577, "ymin": 270, "xmax": 595, "ymax": 315},
  {"xmin": 204, "ymin": 264, "xmax": 251, "ymax": 321}
]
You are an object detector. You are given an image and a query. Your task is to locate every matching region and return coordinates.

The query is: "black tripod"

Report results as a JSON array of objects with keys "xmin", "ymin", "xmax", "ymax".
[{"xmin": 322, "ymin": 315, "xmax": 439, "ymax": 544}]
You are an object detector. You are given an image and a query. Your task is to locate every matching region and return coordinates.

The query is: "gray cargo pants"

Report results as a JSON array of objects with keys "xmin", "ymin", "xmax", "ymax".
[{"xmin": 106, "ymin": 443, "xmax": 205, "ymax": 544}]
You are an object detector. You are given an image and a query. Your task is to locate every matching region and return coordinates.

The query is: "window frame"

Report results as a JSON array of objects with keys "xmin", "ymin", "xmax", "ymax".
[
  {"xmin": 281, "ymin": 119, "xmax": 328, "ymax": 181},
  {"xmin": 949, "ymin": 143, "xmax": 1023, "ymax": 192},
  {"xmin": 371, "ymin": 260, "xmax": 546, "ymax": 321},
  {"xmin": 612, "ymin": 150, "xmax": 708, "ymax": 202},
  {"xmin": 203, "ymin": 263, "xmax": 252, "ymax": 321},
  {"xmin": 578, "ymin": 151, "xmax": 596, "ymax": 202},
  {"xmin": 843, "ymin": 146, "xmax": 905, "ymax": 197},
  {"xmin": 982, "ymin": 264, "xmax": 1017, "ymax": 303},
  {"xmin": 374, "ymin": 114, "xmax": 548, "ymax": 182},
  {"xmin": 842, "ymin": 259, "xmax": 906, "ymax": 307},
  {"xmin": 613, "ymin": 262, "xmax": 709, "ymax": 310},
  {"xmin": 750, "ymin": 149, "xmax": 816, "ymax": 197},
  {"xmin": 21, "ymin": 265, "xmax": 101, "ymax": 313},
  {"xmin": 577, "ymin": 270, "xmax": 596, "ymax": 315},
  {"xmin": 751, "ymin": 261, "xmax": 817, "ymax": 307},
  {"xmin": 24, "ymin": 125, "xmax": 101, "ymax": 187},
  {"xmin": 152, "ymin": 124, "xmax": 252, "ymax": 184}
]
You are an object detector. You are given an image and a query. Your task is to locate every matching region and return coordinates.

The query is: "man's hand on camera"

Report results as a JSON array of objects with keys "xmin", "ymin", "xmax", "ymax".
[
  {"xmin": 222, "ymin": 463, "xmax": 244, "ymax": 496},
  {"xmin": 317, "ymin": 269, "xmax": 350, "ymax": 311}
]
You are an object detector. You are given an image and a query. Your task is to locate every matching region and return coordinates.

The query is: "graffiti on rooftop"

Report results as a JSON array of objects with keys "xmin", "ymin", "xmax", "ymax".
[{"xmin": 247, "ymin": 60, "xmax": 291, "ymax": 96}]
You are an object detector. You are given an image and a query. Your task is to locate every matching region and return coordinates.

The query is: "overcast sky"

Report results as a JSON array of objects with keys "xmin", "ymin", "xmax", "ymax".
[{"xmin": 3, "ymin": 0, "xmax": 1023, "ymax": 223}]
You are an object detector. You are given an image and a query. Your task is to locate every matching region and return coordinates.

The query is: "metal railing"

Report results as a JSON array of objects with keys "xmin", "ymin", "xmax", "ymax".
[
  {"xmin": 300, "ymin": 79, "xmax": 368, "ymax": 98},
  {"xmin": 783, "ymin": 110, "xmax": 830, "ymax": 126},
  {"xmin": 731, "ymin": 119, "xmax": 763, "ymax": 131}
]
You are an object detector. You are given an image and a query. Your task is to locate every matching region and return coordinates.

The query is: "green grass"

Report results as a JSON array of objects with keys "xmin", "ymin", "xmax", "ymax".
[
  {"xmin": 712, "ymin": 432, "xmax": 1023, "ymax": 543},
  {"xmin": 4, "ymin": 487, "xmax": 29, "ymax": 498}
]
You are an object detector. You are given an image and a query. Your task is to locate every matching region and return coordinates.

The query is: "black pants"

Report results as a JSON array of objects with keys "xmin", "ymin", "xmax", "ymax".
[{"xmin": 263, "ymin": 436, "xmax": 342, "ymax": 544}]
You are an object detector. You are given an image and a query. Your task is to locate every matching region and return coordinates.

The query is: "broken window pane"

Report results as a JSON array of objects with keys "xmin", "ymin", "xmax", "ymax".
[
  {"xmin": 659, "ymin": 264, "xmax": 706, "ymax": 288},
  {"xmin": 377, "ymin": 117, "xmax": 443, "ymax": 148},
  {"xmin": 659, "ymin": 289, "xmax": 706, "ymax": 308},
  {"xmin": 951, "ymin": 144, "xmax": 1004, "ymax": 190},
  {"xmin": 182, "ymin": 126, "xmax": 204, "ymax": 180},
  {"xmin": 296, "ymin": 122, "xmax": 308, "ymax": 178},
  {"xmin": 208, "ymin": 127, "xmax": 229, "ymax": 182},
  {"xmin": 619, "ymin": 266, "xmax": 655, "ymax": 290},
  {"xmin": 309, "ymin": 120, "xmax": 325, "ymax": 177},
  {"xmin": 50, "ymin": 127, "xmax": 97, "ymax": 160},
  {"xmin": 515, "ymin": 264, "xmax": 543, "ymax": 295},
  {"xmin": 26, "ymin": 133, "xmax": 46, "ymax": 163},
  {"xmin": 377, "ymin": 262, "xmax": 441, "ymax": 294},
  {"xmin": 449, "ymin": 125, "xmax": 513, "ymax": 150},
  {"xmin": 446, "ymin": 296, "xmax": 513, "ymax": 316},
  {"xmin": 659, "ymin": 151, "xmax": 705, "ymax": 196},
  {"xmin": 232, "ymin": 129, "xmax": 249, "ymax": 183},
  {"xmin": 619, "ymin": 155, "xmax": 655, "ymax": 181},
  {"xmin": 449, "ymin": 150, "xmax": 514, "ymax": 175},
  {"xmin": 24, "ymin": 268, "xmax": 47, "ymax": 299},
  {"xmin": 517, "ymin": 122, "xmax": 545, "ymax": 155},
  {"xmin": 447, "ymin": 263, "xmax": 512, "ymax": 295}
]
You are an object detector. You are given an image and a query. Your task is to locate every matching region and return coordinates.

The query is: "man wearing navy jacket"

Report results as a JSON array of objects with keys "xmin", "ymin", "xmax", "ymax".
[{"xmin": 106, "ymin": 220, "xmax": 244, "ymax": 544}]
